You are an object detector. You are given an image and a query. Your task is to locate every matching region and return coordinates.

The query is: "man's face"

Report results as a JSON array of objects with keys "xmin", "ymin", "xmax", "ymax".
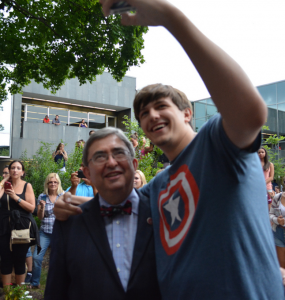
[
  {"xmin": 2, "ymin": 167, "xmax": 9, "ymax": 179},
  {"xmin": 84, "ymin": 135, "xmax": 138, "ymax": 203},
  {"xmin": 138, "ymin": 97, "xmax": 192, "ymax": 149},
  {"xmin": 55, "ymin": 115, "xmax": 58, "ymax": 120}
]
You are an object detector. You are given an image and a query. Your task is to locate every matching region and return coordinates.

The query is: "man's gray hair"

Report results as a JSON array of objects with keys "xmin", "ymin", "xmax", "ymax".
[{"xmin": 82, "ymin": 127, "xmax": 135, "ymax": 166}]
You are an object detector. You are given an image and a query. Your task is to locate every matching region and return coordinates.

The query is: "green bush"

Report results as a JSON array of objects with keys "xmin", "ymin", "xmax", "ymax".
[
  {"xmin": 122, "ymin": 115, "xmax": 163, "ymax": 182},
  {"xmin": 20, "ymin": 142, "xmax": 83, "ymax": 199},
  {"xmin": 18, "ymin": 115, "xmax": 163, "ymax": 202}
]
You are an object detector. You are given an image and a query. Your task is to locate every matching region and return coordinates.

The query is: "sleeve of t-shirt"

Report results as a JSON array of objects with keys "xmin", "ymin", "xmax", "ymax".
[
  {"xmin": 204, "ymin": 114, "xmax": 261, "ymax": 182},
  {"xmin": 206, "ymin": 114, "xmax": 261, "ymax": 156},
  {"xmin": 52, "ymin": 119, "xmax": 55, "ymax": 124},
  {"xmin": 65, "ymin": 186, "xmax": 71, "ymax": 192}
]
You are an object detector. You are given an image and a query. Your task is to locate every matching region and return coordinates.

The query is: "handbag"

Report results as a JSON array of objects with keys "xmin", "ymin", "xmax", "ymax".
[{"xmin": 7, "ymin": 195, "xmax": 34, "ymax": 251}]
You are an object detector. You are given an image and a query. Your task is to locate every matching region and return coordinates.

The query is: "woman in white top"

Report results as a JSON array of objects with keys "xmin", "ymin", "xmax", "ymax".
[{"xmin": 270, "ymin": 192, "xmax": 285, "ymax": 268}]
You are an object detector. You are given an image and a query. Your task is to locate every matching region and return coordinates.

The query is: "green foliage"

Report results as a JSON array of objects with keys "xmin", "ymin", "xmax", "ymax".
[
  {"xmin": 0, "ymin": 0, "xmax": 148, "ymax": 104},
  {"xmin": 0, "ymin": 147, "xmax": 9, "ymax": 156},
  {"xmin": 262, "ymin": 126, "xmax": 285, "ymax": 181},
  {"xmin": 122, "ymin": 115, "xmax": 163, "ymax": 182},
  {"xmin": 59, "ymin": 144, "xmax": 84, "ymax": 190},
  {"xmin": 3, "ymin": 284, "xmax": 31, "ymax": 299},
  {"xmin": 21, "ymin": 142, "xmax": 83, "ymax": 198}
]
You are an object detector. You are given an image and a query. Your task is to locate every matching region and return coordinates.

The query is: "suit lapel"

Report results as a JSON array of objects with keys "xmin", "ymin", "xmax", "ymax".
[
  {"xmin": 82, "ymin": 194, "xmax": 123, "ymax": 289},
  {"xmin": 129, "ymin": 191, "xmax": 153, "ymax": 280}
]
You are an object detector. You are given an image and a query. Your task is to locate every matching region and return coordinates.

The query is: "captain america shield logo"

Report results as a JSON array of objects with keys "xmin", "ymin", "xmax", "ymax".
[{"xmin": 158, "ymin": 164, "xmax": 199, "ymax": 255}]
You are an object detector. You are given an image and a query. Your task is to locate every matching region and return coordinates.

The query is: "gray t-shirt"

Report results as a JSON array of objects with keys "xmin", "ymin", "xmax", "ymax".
[
  {"xmin": 52, "ymin": 118, "xmax": 60, "ymax": 124},
  {"xmin": 141, "ymin": 114, "xmax": 283, "ymax": 300}
]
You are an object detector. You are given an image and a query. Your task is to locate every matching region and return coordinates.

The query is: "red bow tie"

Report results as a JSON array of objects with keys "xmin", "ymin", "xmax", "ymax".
[{"xmin": 100, "ymin": 200, "xmax": 132, "ymax": 218}]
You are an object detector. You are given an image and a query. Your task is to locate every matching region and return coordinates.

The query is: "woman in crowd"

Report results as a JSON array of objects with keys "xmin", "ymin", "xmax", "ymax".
[
  {"xmin": 29, "ymin": 173, "xmax": 64, "ymax": 289},
  {"xmin": 0, "ymin": 160, "xmax": 39, "ymax": 286},
  {"xmin": 79, "ymin": 119, "xmax": 88, "ymax": 128},
  {"xmin": 53, "ymin": 143, "xmax": 68, "ymax": 172},
  {"xmin": 133, "ymin": 170, "xmax": 147, "ymax": 189},
  {"xmin": 2, "ymin": 165, "xmax": 9, "ymax": 179},
  {"xmin": 270, "ymin": 191, "xmax": 285, "ymax": 268},
  {"xmin": 258, "ymin": 147, "xmax": 274, "ymax": 209}
]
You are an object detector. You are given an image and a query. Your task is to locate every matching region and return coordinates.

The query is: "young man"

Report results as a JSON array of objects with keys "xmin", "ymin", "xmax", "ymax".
[
  {"xmin": 45, "ymin": 128, "xmax": 161, "ymax": 300},
  {"xmin": 54, "ymin": 0, "xmax": 284, "ymax": 298},
  {"xmin": 101, "ymin": 0, "xmax": 283, "ymax": 299}
]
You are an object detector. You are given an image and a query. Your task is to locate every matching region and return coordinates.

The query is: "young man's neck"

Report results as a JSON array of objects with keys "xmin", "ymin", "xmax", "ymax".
[{"xmin": 162, "ymin": 127, "xmax": 197, "ymax": 162}]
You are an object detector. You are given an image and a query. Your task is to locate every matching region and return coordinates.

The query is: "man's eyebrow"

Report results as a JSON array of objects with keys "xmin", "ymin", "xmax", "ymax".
[{"xmin": 92, "ymin": 147, "xmax": 127, "ymax": 155}]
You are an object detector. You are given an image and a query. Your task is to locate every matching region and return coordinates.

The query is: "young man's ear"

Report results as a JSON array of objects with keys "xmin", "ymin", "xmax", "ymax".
[
  {"xmin": 83, "ymin": 166, "xmax": 91, "ymax": 180},
  {"xmin": 184, "ymin": 107, "xmax": 193, "ymax": 124}
]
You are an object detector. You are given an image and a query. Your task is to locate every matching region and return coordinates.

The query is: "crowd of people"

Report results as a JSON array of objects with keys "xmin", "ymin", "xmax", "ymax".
[
  {"xmin": 0, "ymin": 148, "xmax": 151, "ymax": 291},
  {"xmin": 42, "ymin": 115, "xmax": 89, "ymax": 128},
  {"xmin": 1, "ymin": 0, "xmax": 285, "ymax": 299}
]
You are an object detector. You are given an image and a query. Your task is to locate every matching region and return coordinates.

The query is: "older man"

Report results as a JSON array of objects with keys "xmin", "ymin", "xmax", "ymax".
[{"xmin": 45, "ymin": 128, "xmax": 161, "ymax": 300}]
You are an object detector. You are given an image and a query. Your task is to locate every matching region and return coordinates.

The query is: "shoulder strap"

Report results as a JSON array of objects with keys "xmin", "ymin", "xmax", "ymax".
[
  {"xmin": 7, "ymin": 194, "xmax": 10, "ymax": 211},
  {"xmin": 23, "ymin": 182, "xmax": 28, "ymax": 195}
]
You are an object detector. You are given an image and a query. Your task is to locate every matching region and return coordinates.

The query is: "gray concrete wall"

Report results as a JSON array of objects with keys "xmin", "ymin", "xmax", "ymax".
[
  {"xmin": 12, "ymin": 122, "xmax": 90, "ymax": 158},
  {"xmin": 22, "ymin": 72, "xmax": 136, "ymax": 110},
  {"xmin": 8, "ymin": 72, "xmax": 136, "ymax": 160}
]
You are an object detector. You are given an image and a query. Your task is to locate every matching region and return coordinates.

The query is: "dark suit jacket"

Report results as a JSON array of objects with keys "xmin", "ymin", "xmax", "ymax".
[{"xmin": 44, "ymin": 190, "xmax": 161, "ymax": 300}]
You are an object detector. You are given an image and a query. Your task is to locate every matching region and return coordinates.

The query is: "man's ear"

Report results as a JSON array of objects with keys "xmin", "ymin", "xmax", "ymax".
[
  {"xmin": 132, "ymin": 158, "xmax": 138, "ymax": 171},
  {"xmin": 184, "ymin": 107, "xmax": 192, "ymax": 124},
  {"xmin": 83, "ymin": 166, "xmax": 91, "ymax": 180}
]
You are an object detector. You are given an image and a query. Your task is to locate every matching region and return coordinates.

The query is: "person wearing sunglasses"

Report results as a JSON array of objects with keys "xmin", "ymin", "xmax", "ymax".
[{"xmin": 28, "ymin": 173, "xmax": 64, "ymax": 289}]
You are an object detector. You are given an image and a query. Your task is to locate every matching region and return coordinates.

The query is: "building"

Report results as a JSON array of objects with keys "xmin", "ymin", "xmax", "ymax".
[
  {"xmin": 192, "ymin": 79, "xmax": 285, "ymax": 158},
  {"xmin": 0, "ymin": 72, "xmax": 136, "ymax": 167}
]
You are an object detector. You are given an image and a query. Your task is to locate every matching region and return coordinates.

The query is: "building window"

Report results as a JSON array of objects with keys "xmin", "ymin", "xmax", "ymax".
[
  {"xmin": 69, "ymin": 110, "xmax": 88, "ymax": 127},
  {"xmin": 89, "ymin": 113, "xmax": 106, "ymax": 129},
  {"xmin": 26, "ymin": 104, "xmax": 48, "ymax": 123}
]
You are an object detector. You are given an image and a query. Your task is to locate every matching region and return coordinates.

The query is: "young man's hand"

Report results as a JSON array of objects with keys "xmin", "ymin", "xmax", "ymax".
[{"xmin": 100, "ymin": 0, "xmax": 174, "ymax": 27}]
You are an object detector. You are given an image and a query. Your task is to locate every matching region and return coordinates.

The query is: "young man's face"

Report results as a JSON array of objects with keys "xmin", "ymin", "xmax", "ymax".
[
  {"xmin": 84, "ymin": 135, "xmax": 138, "ymax": 204},
  {"xmin": 138, "ymin": 97, "xmax": 192, "ymax": 149}
]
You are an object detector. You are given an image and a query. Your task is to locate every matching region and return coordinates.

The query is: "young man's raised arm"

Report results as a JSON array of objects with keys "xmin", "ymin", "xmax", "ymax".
[{"xmin": 101, "ymin": 0, "xmax": 267, "ymax": 149}]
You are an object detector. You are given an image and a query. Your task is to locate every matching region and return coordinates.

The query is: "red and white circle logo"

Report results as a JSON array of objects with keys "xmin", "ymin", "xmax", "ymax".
[{"xmin": 158, "ymin": 164, "xmax": 199, "ymax": 255}]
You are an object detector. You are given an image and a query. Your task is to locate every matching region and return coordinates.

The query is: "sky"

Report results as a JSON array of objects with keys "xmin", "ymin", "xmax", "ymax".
[
  {"xmin": 126, "ymin": 0, "xmax": 285, "ymax": 101},
  {"xmin": 0, "ymin": 94, "xmax": 11, "ymax": 146}
]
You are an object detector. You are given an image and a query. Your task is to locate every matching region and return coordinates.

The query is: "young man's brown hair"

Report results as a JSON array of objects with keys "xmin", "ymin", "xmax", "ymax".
[{"xmin": 133, "ymin": 84, "xmax": 193, "ymax": 128}]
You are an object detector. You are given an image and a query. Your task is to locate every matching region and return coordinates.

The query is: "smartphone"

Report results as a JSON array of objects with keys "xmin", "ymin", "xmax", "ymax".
[
  {"xmin": 41, "ymin": 195, "xmax": 47, "ymax": 202},
  {"xmin": 4, "ymin": 181, "xmax": 12, "ymax": 191},
  {"xmin": 76, "ymin": 170, "xmax": 86, "ymax": 179},
  {"xmin": 110, "ymin": 2, "xmax": 135, "ymax": 15}
]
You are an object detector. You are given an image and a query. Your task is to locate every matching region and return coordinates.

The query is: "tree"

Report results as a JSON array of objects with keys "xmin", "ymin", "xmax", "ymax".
[
  {"xmin": 262, "ymin": 125, "xmax": 285, "ymax": 183},
  {"xmin": 0, "ymin": 0, "xmax": 148, "ymax": 104},
  {"xmin": 20, "ymin": 141, "xmax": 83, "ymax": 198},
  {"xmin": 122, "ymin": 115, "xmax": 163, "ymax": 182}
]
